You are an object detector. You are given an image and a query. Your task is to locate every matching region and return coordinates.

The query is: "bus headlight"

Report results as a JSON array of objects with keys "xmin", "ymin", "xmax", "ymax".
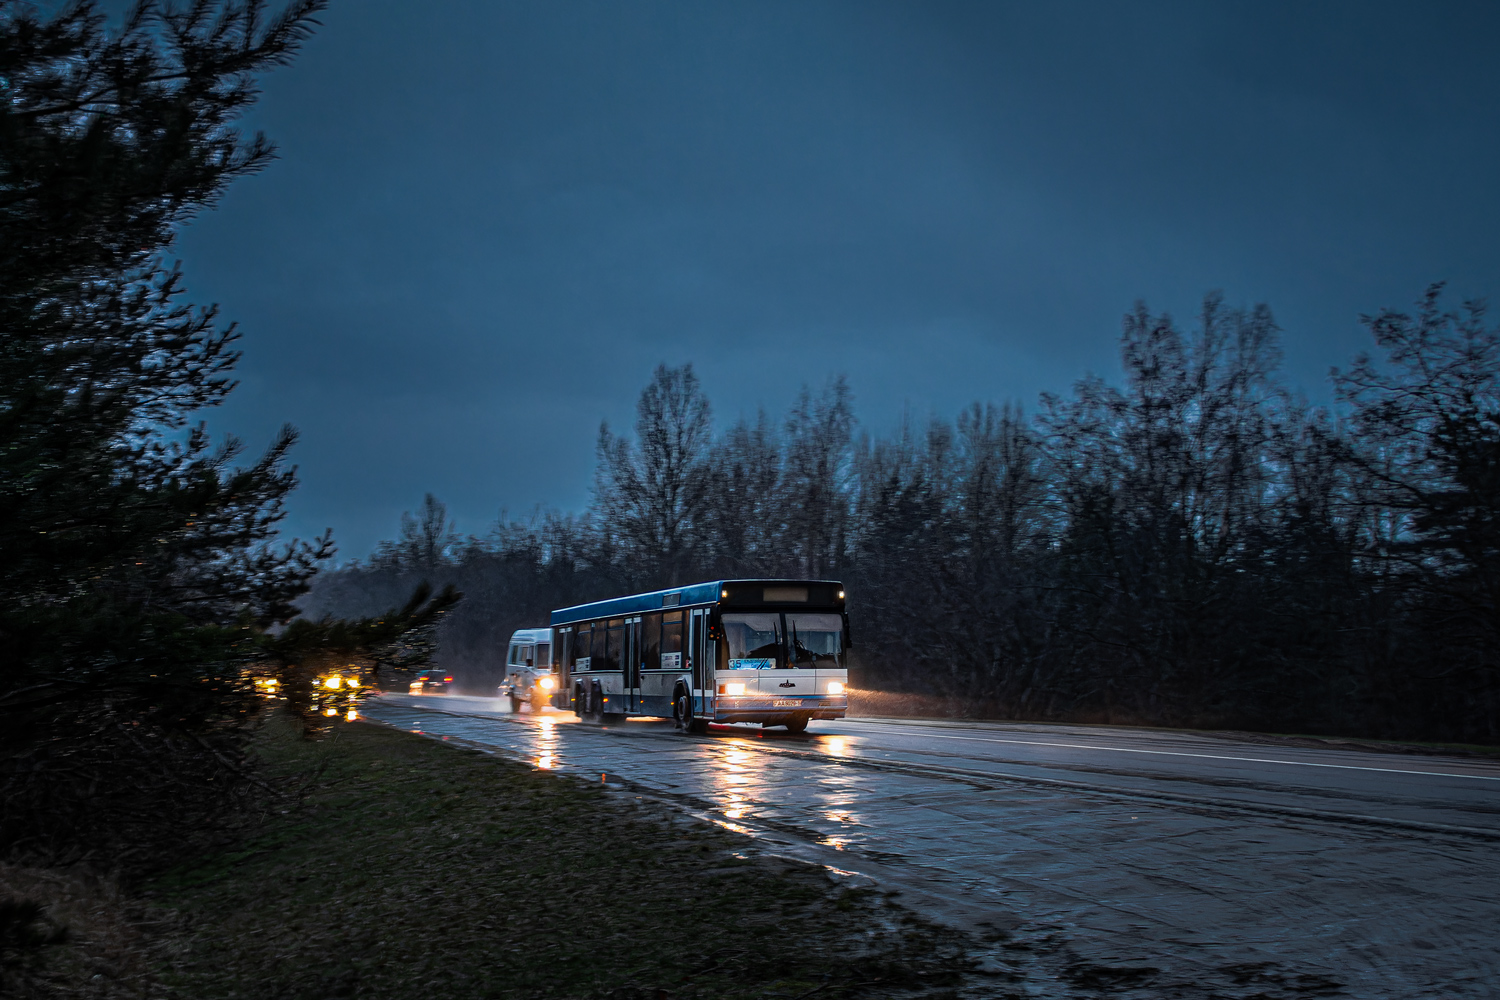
[
  {"xmin": 538, "ymin": 676, "xmax": 556, "ymax": 690},
  {"xmin": 826, "ymin": 681, "xmax": 845, "ymax": 695},
  {"xmin": 725, "ymin": 682, "xmax": 746, "ymax": 696}
]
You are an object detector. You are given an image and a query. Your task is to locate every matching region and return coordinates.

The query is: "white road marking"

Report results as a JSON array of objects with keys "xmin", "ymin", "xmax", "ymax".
[{"xmin": 836, "ymin": 723, "xmax": 1500, "ymax": 782}]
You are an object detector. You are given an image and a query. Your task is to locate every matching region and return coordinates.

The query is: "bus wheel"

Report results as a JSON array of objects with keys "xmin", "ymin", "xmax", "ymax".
[
  {"xmin": 575, "ymin": 681, "xmax": 604, "ymax": 724},
  {"xmin": 508, "ymin": 694, "xmax": 522, "ymax": 714},
  {"xmin": 673, "ymin": 692, "xmax": 694, "ymax": 733},
  {"xmin": 784, "ymin": 715, "xmax": 808, "ymax": 734}
]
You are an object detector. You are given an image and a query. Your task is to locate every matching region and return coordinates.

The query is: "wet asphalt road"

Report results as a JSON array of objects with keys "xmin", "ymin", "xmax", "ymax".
[{"xmin": 362, "ymin": 693, "xmax": 1500, "ymax": 999}]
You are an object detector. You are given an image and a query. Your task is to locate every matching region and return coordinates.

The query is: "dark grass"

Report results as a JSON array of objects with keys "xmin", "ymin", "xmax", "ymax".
[{"xmin": 149, "ymin": 717, "xmax": 970, "ymax": 999}]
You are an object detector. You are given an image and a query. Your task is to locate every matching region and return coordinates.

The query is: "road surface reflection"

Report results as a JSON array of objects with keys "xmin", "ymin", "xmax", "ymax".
[{"xmin": 362, "ymin": 692, "xmax": 1500, "ymax": 1000}]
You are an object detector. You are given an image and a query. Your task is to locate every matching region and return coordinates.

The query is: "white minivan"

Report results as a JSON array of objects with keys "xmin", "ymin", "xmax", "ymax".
[{"xmin": 497, "ymin": 627, "xmax": 555, "ymax": 713}]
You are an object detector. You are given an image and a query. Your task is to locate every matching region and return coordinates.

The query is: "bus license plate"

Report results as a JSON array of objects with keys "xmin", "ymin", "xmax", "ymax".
[{"xmin": 773, "ymin": 700, "xmax": 799, "ymax": 707}]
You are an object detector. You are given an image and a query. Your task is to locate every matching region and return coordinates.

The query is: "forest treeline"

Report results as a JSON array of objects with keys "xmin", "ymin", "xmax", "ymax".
[{"xmin": 306, "ymin": 289, "xmax": 1500, "ymax": 744}]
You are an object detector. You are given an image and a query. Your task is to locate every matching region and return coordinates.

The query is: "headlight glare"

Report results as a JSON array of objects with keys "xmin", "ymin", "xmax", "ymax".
[
  {"xmin": 725, "ymin": 682, "xmax": 746, "ymax": 696},
  {"xmin": 827, "ymin": 681, "xmax": 845, "ymax": 695}
]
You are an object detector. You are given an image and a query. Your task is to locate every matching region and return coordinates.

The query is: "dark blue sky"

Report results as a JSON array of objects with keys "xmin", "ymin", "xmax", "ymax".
[{"xmin": 169, "ymin": 0, "xmax": 1500, "ymax": 558}]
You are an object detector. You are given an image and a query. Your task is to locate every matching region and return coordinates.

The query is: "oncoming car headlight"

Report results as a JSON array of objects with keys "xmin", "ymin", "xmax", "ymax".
[
  {"xmin": 538, "ymin": 676, "xmax": 556, "ymax": 690},
  {"xmin": 826, "ymin": 681, "xmax": 845, "ymax": 695}
]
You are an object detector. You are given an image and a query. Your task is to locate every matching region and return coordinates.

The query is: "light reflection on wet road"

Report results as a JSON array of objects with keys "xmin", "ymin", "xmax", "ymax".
[{"xmin": 366, "ymin": 693, "xmax": 1500, "ymax": 998}]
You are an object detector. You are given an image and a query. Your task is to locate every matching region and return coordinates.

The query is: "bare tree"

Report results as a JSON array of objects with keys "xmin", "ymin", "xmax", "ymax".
[
  {"xmin": 783, "ymin": 376, "xmax": 855, "ymax": 578},
  {"xmin": 373, "ymin": 493, "xmax": 459, "ymax": 570},
  {"xmin": 594, "ymin": 364, "xmax": 714, "ymax": 586},
  {"xmin": 707, "ymin": 410, "xmax": 784, "ymax": 575}
]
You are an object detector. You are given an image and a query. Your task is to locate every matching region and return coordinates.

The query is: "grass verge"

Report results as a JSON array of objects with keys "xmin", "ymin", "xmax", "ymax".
[{"xmin": 147, "ymin": 716, "xmax": 969, "ymax": 999}]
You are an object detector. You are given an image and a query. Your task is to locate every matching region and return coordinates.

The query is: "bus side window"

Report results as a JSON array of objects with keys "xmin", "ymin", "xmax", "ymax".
[
  {"xmin": 660, "ymin": 612, "xmax": 683, "ymax": 664},
  {"xmin": 641, "ymin": 613, "xmax": 660, "ymax": 669},
  {"xmin": 523, "ymin": 644, "xmax": 533, "ymax": 667},
  {"xmin": 507, "ymin": 644, "xmax": 519, "ymax": 665},
  {"xmin": 536, "ymin": 643, "xmax": 551, "ymax": 667},
  {"xmin": 603, "ymin": 619, "xmax": 623, "ymax": 671}
]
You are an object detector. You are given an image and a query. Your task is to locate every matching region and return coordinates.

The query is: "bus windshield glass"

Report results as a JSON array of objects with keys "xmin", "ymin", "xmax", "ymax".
[
  {"xmin": 722, "ymin": 612, "xmax": 843, "ymax": 669},
  {"xmin": 787, "ymin": 613, "xmax": 843, "ymax": 666},
  {"xmin": 723, "ymin": 613, "xmax": 783, "ymax": 669}
]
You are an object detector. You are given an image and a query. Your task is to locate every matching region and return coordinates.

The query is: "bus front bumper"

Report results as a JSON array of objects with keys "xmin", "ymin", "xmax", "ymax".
[{"xmin": 711, "ymin": 694, "xmax": 847, "ymax": 723}]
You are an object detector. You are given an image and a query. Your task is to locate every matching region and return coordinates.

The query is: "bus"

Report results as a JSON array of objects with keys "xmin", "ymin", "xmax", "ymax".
[{"xmin": 550, "ymin": 579, "xmax": 850, "ymax": 733}]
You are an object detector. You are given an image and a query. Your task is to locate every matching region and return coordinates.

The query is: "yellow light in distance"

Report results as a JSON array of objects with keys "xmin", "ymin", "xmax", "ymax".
[
  {"xmin": 345, "ymin": 677, "xmax": 359, "ymax": 689},
  {"xmin": 826, "ymin": 681, "xmax": 844, "ymax": 694},
  {"xmin": 324, "ymin": 676, "xmax": 341, "ymax": 690},
  {"xmin": 538, "ymin": 676, "xmax": 556, "ymax": 690},
  {"xmin": 324, "ymin": 707, "xmax": 337, "ymax": 717},
  {"xmin": 725, "ymin": 682, "xmax": 746, "ymax": 696},
  {"xmin": 346, "ymin": 709, "xmax": 357, "ymax": 721}
]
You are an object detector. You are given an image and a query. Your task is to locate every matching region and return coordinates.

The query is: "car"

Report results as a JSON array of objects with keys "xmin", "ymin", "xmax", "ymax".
[{"xmin": 408, "ymin": 669, "xmax": 453, "ymax": 694}]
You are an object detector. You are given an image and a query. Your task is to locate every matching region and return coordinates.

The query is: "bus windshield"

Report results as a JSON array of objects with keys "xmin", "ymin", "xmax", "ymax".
[
  {"xmin": 722, "ymin": 612, "xmax": 843, "ymax": 669},
  {"xmin": 723, "ymin": 613, "xmax": 783, "ymax": 668},
  {"xmin": 787, "ymin": 613, "xmax": 842, "ymax": 666}
]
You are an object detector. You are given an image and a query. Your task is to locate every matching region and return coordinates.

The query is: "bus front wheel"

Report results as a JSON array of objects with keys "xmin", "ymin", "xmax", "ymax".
[
  {"xmin": 674, "ymin": 693, "xmax": 705, "ymax": 734},
  {"xmin": 784, "ymin": 715, "xmax": 808, "ymax": 735}
]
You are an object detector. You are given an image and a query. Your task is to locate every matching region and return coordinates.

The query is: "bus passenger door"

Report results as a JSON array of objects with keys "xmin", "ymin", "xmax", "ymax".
[
  {"xmin": 557, "ymin": 628, "xmax": 573, "ymax": 710},
  {"xmin": 690, "ymin": 608, "xmax": 707, "ymax": 717},
  {"xmin": 625, "ymin": 616, "xmax": 642, "ymax": 713}
]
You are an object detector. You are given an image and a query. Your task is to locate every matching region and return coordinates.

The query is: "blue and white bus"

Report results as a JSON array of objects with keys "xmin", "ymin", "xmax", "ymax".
[{"xmin": 549, "ymin": 579, "xmax": 850, "ymax": 734}]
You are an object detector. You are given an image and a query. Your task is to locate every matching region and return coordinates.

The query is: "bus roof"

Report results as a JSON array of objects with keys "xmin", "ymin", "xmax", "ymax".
[{"xmin": 549, "ymin": 579, "xmax": 842, "ymax": 627}]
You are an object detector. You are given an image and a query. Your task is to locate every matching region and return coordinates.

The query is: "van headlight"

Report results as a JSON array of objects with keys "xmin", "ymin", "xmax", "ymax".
[
  {"xmin": 725, "ymin": 682, "xmax": 746, "ymax": 696},
  {"xmin": 826, "ymin": 681, "xmax": 845, "ymax": 694},
  {"xmin": 538, "ymin": 676, "xmax": 556, "ymax": 690}
]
